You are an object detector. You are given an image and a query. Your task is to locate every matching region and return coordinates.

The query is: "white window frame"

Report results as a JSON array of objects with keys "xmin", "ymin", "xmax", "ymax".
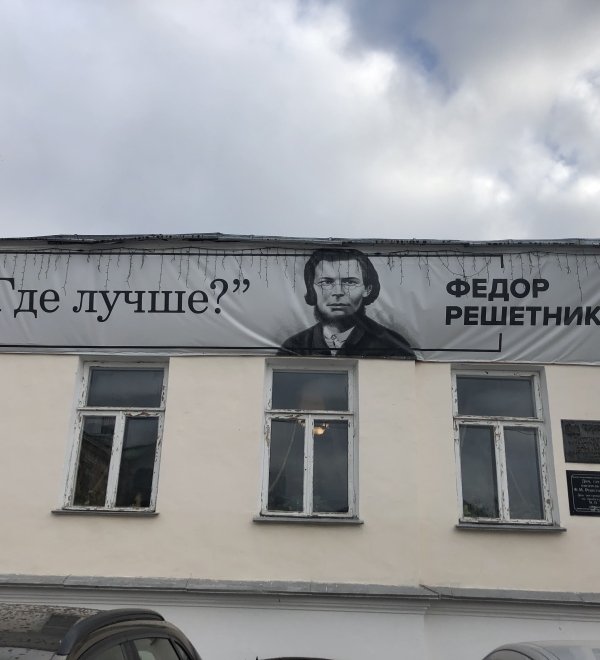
[
  {"xmin": 63, "ymin": 361, "xmax": 168, "ymax": 512},
  {"xmin": 453, "ymin": 369, "xmax": 553, "ymax": 525},
  {"xmin": 261, "ymin": 360, "xmax": 357, "ymax": 519}
]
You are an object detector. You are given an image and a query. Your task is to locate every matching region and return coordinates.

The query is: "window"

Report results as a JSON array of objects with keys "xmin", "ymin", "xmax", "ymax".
[
  {"xmin": 65, "ymin": 363, "xmax": 167, "ymax": 511},
  {"xmin": 261, "ymin": 363, "xmax": 356, "ymax": 518},
  {"xmin": 85, "ymin": 643, "xmax": 128, "ymax": 660},
  {"xmin": 453, "ymin": 371, "xmax": 553, "ymax": 524},
  {"xmin": 133, "ymin": 638, "xmax": 182, "ymax": 660}
]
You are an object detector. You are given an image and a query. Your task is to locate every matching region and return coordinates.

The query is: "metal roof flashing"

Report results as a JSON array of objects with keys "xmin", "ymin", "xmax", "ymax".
[{"xmin": 0, "ymin": 233, "xmax": 599, "ymax": 252}]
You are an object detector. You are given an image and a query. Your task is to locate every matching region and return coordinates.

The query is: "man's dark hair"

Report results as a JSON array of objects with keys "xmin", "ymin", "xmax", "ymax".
[{"xmin": 303, "ymin": 248, "xmax": 380, "ymax": 306}]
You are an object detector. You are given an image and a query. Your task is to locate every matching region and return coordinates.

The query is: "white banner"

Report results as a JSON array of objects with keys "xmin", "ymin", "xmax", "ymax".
[{"xmin": 0, "ymin": 244, "xmax": 599, "ymax": 363}]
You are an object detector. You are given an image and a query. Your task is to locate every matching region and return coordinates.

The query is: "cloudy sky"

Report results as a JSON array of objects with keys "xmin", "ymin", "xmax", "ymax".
[{"xmin": 1, "ymin": 0, "xmax": 599, "ymax": 241}]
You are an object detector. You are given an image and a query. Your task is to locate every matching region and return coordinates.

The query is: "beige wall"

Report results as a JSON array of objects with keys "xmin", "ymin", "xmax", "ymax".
[
  {"xmin": 418, "ymin": 362, "xmax": 600, "ymax": 591},
  {"xmin": 1, "ymin": 354, "xmax": 599, "ymax": 591}
]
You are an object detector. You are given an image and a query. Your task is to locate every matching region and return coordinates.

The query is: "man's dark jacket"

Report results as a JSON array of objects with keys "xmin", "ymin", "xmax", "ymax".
[{"xmin": 278, "ymin": 316, "xmax": 414, "ymax": 358}]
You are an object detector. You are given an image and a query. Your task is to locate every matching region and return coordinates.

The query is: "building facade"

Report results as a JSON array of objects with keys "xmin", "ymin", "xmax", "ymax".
[{"xmin": 1, "ymin": 234, "xmax": 600, "ymax": 660}]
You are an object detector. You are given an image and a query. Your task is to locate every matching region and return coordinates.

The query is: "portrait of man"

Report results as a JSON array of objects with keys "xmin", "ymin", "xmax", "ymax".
[{"xmin": 279, "ymin": 248, "xmax": 414, "ymax": 358}]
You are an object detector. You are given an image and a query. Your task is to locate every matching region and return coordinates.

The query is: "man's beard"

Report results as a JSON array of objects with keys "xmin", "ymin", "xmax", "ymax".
[{"xmin": 314, "ymin": 306, "xmax": 366, "ymax": 331}]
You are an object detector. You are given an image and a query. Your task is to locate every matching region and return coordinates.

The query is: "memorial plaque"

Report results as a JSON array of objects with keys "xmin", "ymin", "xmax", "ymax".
[
  {"xmin": 562, "ymin": 420, "xmax": 600, "ymax": 463},
  {"xmin": 567, "ymin": 470, "xmax": 600, "ymax": 516}
]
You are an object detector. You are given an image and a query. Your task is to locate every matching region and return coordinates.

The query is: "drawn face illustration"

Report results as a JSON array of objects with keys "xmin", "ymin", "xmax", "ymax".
[{"xmin": 313, "ymin": 258, "xmax": 372, "ymax": 322}]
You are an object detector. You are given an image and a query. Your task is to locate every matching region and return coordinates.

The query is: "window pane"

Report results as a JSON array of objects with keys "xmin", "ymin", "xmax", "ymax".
[
  {"xmin": 272, "ymin": 371, "xmax": 348, "ymax": 411},
  {"xmin": 86, "ymin": 644, "xmax": 127, "ymax": 660},
  {"xmin": 460, "ymin": 425, "xmax": 499, "ymax": 518},
  {"xmin": 313, "ymin": 420, "xmax": 349, "ymax": 513},
  {"xmin": 73, "ymin": 416, "xmax": 115, "ymax": 506},
  {"xmin": 268, "ymin": 419, "xmax": 305, "ymax": 512},
  {"xmin": 457, "ymin": 376, "xmax": 535, "ymax": 417},
  {"xmin": 87, "ymin": 368, "xmax": 163, "ymax": 407},
  {"xmin": 115, "ymin": 417, "xmax": 159, "ymax": 508},
  {"xmin": 505, "ymin": 427, "xmax": 544, "ymax": 520},
  {"xmin": 133, "ymin": 639, "xmax": 180, "ymax": 660}
]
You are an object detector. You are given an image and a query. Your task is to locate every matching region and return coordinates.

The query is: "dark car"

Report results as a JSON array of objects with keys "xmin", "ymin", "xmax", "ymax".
[
  {"xmin": 0, "ymin": 604, "xmax": 201, "ymax": 660},
  {"xmin": 482, "ymin": 640, "xmax": 600, "ymax": 659}
]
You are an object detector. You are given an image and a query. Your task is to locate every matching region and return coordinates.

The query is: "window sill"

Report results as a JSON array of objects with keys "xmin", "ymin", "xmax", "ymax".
[
  {"xmin": 456, "ymin": 522, "xmax": 566, "ymax": 533},
  {"xmin": 52, "ymin": 508, "xmax": 158, "ymax": 517},
  {"xmin": 254, "ymin": 515, "xmax": 363, "ymax": 525}
]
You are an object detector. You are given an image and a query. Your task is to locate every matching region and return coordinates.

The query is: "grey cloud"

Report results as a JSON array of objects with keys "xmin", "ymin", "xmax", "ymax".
[{"xmin": 0, "ymin": 0, "xmax": 599, "ymax": 240}]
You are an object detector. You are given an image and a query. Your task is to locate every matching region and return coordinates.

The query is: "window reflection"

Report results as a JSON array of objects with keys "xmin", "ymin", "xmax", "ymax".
[
  {"xmin": 505, "ymin": 427, "xmax": 544, "ymax": 520},
  {"xmin": 457, "ymin": 377, "xmax": 535, "ymax": 417},
  {"xmin": 87, "ymin": 368, "xmax": 163, "ymax": 408},
  {"xmin": 73, "ymin": 416, "xmax": 115, "ymax": 506},
  {"xmin": 86, "ymin": 643, "xmax": 127, "ymax": 660},
  {"xmin": 132, "ymin": 638, "xmax": 180, "ymax": 660},
  {"xmin": 313, "ymin": 420, "xmax": 349, "ymax": 513},
  {"xmin": 265, "ymin": 367, "xmax": 354, "ymax": 517},
  {"xmin": 459, "ymin": 426, "xmax": 499, "ymax": 518},
  {"xmin": 268, "ymin": 419, "xmax": 305, "ymax": 512},
  {"xmin": 115, "ymin": 417, "xmax": 159, "ymax": 508},
  {"xmin": 272, "ymin": 371, "xmax": 348, "ymax": 411}
]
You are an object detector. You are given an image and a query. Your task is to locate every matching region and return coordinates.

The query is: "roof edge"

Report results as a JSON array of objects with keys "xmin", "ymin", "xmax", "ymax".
[{"xmin": 1, "ymin": 232, "xmax": 600, "ymax": 249}]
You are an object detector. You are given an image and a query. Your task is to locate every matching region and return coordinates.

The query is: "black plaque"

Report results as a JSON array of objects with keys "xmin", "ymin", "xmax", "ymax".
[
  {"xmin": 562, "ymin": 420, "xmax": 600, "ymax": 463},
  {"xmin": 567, "ymin": 470, "xmax": 600, "ymax": 516}
]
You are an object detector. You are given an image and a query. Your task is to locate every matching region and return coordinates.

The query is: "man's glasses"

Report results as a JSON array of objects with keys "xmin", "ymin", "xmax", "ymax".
[{"xmin": 316, "ymin": 278, "xmax": 362, "ymax": 291}]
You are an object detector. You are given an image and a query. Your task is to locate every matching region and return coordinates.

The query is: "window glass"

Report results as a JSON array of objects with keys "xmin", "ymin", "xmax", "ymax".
[
  {"xmin": 545, "ymin": 644, "xmax": 600, "ymax": 658},
  {"xmin": 268, "ymin": 419, "xmax": 305, "ymax": 512},
  {"xmin": 73, "ymin": 416, "xmax": 115, "ymax": 506},
  {"xmin": 313, "ymin": 420, "xmax": 349, "ymax": 513},
  {"xmin": 264, "ymin": 366, "xmax": 355, "ymax": 518},
  {"xmin": 115, "ymin": 417, "xmax": 159, "ymax": 507},
  {"xmin": 87, "ymin": 368, "xmax": 163, "ymax": 407},
  {"xmin": 459, "ymin": 425, "xmax": 499, "ymax": 518},
  {"xmin": 271, "ymin": 371, "xmax": 348, "ymax": 411},
  {"xmin": 505, "ymin": 427, "xmax": 544, "ymax": 520},
  {"xmin": 454, "ymin": 371, "xmax": 550, "ymax": 524},
  {"xmin": 86, "ymin": 644, "xmax": 127, "ymax": 660},
  {"xmin": 133, "ymin": 639, "xmax": 180, "ymax": 660},
  {"xmin": 457, "ymin": 376, "xmax": 535, "ymax": 417},
  {"xmin": 68, "ymin": 364, "xmax": 166, "ymax": 511}
]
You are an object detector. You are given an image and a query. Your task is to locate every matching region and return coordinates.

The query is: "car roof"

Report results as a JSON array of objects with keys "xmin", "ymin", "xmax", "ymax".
[
  {"xmin": 486, "ymin": 640, "xmax": 600, "ymax": 659},
  {"xmin": 0, "ymin": 604, "xmax": 164, "ymax": 655}
]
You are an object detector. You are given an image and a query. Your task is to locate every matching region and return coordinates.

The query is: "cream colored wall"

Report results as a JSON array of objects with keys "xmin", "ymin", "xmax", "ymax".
[
  {"xmin": 0, "ymin": 354, "xmax": 80, "ymax": 573},
  {"xmin": 0, "ymin": 355, "xmax": 420, "ymax": 583},
  {"xmin": 1, "ymin": 353, "xmax": 599, "ymax": 591},
  {"xmin": 418, "ymin": 362, "xmax": 600, "ymax": 591}
]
